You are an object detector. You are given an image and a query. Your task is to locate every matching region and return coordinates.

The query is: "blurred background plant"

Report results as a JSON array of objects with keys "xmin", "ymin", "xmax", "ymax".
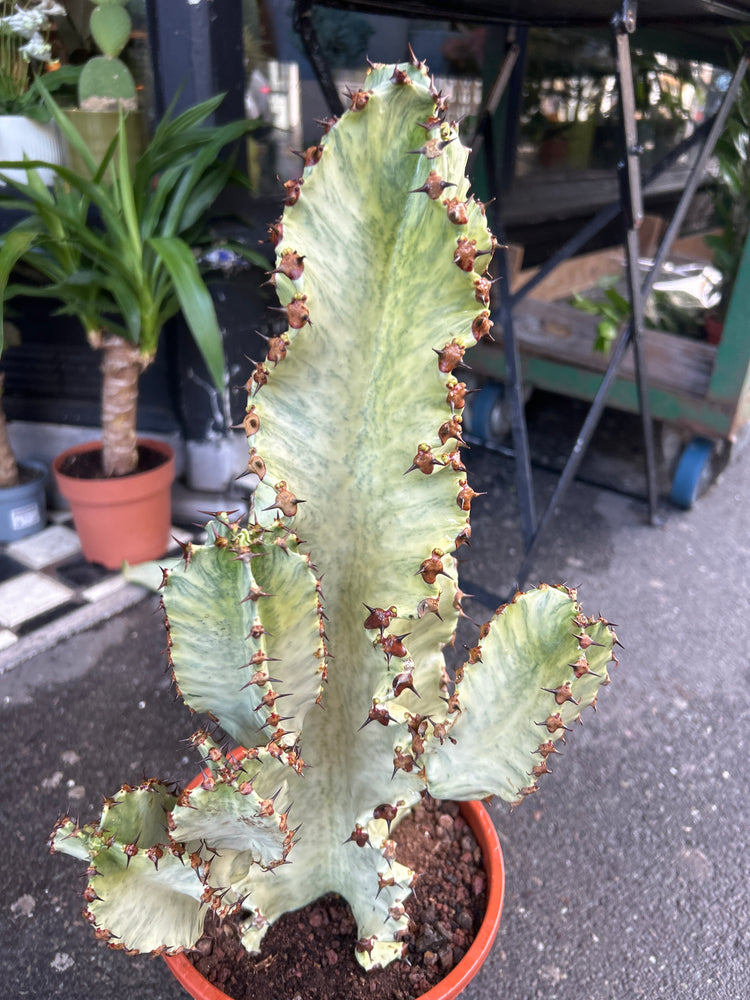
[
  {"xmin": 704, "ymin": 31, "xmax": 750, "ymax": 323},
  {"xmin": 0, "ymin": 0, "xmax": 78, "ymax": 118}
]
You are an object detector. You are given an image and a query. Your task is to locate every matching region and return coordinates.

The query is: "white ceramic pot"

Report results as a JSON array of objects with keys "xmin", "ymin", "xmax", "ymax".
[{"xmin": 0, "ymin": 114, "xmax": 69, "ymax": 186}]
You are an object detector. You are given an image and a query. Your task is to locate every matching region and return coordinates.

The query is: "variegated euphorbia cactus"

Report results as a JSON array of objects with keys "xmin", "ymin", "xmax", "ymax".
[{"xmin": 51, "ymin": 57, "xmax": 617, "ymax": 972}]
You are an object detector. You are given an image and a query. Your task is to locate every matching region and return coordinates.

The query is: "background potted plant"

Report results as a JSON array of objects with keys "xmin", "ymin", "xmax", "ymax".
[
  {"xmin": 0, "ymin": 89, "xmax": 264, "ymax": 568},
  {"xmin": 49, "ymin": 58, "xmax": 619, "ymax": 999},
  {"xmin": 0, "ymin": 0, "xmax": 81, "ymax": 185},
  {"xmin": 704, "ymin": 33, "xmax": 750, "ymax": 345},
  {"xmin": 62, "ymin": 0, "xmax": 147, "ymax": 178}
]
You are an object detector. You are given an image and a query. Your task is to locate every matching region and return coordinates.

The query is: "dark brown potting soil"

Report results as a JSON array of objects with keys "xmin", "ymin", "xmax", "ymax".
[
  {"xmin": 15, "ymin": 463, "xmax": 45, "ymax": 486},
  {"xmin": 58, "ymin": 443, "xmax": 167, "ymax": 480},
  {"xmin": 187, "ymin": 796, "xmax": 488, "ymax": 1000}
]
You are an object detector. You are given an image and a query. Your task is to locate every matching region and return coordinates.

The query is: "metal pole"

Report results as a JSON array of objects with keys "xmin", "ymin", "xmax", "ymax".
[
  {"xmin": 612, "ymin": 0, "xmax": 661, "ymax": 525},
  {"xmin": 293, "ymin": 0, "xmax": 344, "ymax": 118}
]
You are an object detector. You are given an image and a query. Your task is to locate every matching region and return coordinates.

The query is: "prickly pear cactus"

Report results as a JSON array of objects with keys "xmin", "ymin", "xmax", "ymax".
[
  {"xmin": 51, "ymin": 58, "xmax": 618, "ymax": 972},
  {"xmin": 78, "ymin": 0, "xmax": 137, "ymax": 110}
]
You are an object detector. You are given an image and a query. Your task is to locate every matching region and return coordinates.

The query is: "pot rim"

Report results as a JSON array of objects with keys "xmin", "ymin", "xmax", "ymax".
[{"xmin": 163, "ymin": 798, "xmax": 504, "ymax": 1000}]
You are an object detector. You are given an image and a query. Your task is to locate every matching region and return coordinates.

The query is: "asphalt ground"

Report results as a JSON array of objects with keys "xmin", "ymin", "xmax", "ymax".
[{"xmin": 2, "ymin": 397, "xmax": 748, "ymax": 1000}]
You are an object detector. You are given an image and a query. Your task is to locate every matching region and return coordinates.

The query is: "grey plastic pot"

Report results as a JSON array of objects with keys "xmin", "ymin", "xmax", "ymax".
[{"xmin": 0, "ymin": 459, "xmax": 48, "ymax": 542}]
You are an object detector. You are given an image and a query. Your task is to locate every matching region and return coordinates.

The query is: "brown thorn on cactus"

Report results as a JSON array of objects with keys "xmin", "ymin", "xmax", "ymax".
[
  {"xmin": 314, "ymin": 115, "xmax": 338, "ymax": 134},
  {"xmin": 363, "ymin": 604, "xmax": 398, "ymax": 634},
  {"xmin": 232, "ymin": 407, "xmax": 260, "ymax": 438},
  {"xmin": 438, "ymin": 415, "xmax": 466, "ymax": 446},
  {"xmin": 390, "ymin": 65, "xmax": 412, "ymax": 85},
  {"xmin": 376, "ymin": 871, "xmax": 397, "ymax": 897},
  {"xmin": 359, "ymin": 701, "xmax": 393, "ymax": 729},
  {"xmin": 434, "ymin": 339, "xmax": 467, "ymax": 374},
  {"xmin": 407, "ymin": 44, "xmax": 427, "ymax": 71},
  {"xmin": 82, "ymin": 884, "xmax": 103, "ymax": 904},
  {"xmin": 454, "ymin": 236, "xmax": 478, "ymax": 272},
  {"xmin": 474, "ymin": 271, "xmax": 501, "ymax": 305},
  {"xmin": 417, "ymin": 548, "xmax": 450, "ymax": 585},
  {"xmin": 240, "ymin": 359, "xmax": 269, "ymax": 396},
  {"xmin": 443, "ymin": 448, "xmax": 466, "ymax": 473},
  {"xmin": 269, "ymin": 293, "xmax": 311, "ymax": 329},
  {"xmin": 428, "ymin": 77, "xmax": 450, "ymax": 112},
  {"xmin": 457, "ymin": 479, "xmax": 486, "ymax": 511},
  {"xmin": 445, "ymin": 377, "xmax": 477, "ymax": 411},
  {"xmin": 171, "ymin": 536, "xmax": 193, "ymax": 569},
  {"xmin": 535, "ymin": 740, "xmax": 562, "ymax": 758},
  {"xmin": 536, "ymin": 713, "xmax": 572, "ymax": 735},
  {"xmin": 236, "ymin": 450, "xmax": 267, "ymax": 482},
  {"xmin": 292, "ymin": 145, "xmax": 324, "ymax": 168},
  {"xmin": 256, "ymin": 332, "xmax": 290, "ymax": 366},
  {"xmin": 409, "ymin": 170, "xmax": 455, "ymax": 200},
  {"xmin": 463, "ymin": 643, "xmax": 483, "ymax": 664},
  {"xmin": 268, "ymin": 248, "xmax": 306, "ymax": 282},
  {"xmin": 572, "ymin": 632, "xmax": 606, "ymax": 650},
  {"xmin": 123, "ymin": 837, "xmax": 140, "ymax": 867},
  {"xmin": 440, "ymin": 691, "xmax": 462, "ymax": 715},
  {"xmin": 373, "ymin": 801, "xmax": 403, "ymax": 832},
  {"xmin": 262, "ymin": 481, "xmax": 305, "ymax": 518},
  {"xmin": 281, "ymin": 176, "xmax": 303, "ymax": 206},
  {"xmin": 344, "ymin": 86, "xmax": 373, "ymax": 110},
  {"xmin": 471, "ymin": 310, "xmax": 495, "ymax": 343},
  {"xmin": 543, "ymin": 682, "xmax": 580, "ymax": 706},
  {"xmin": 404, "ymin": 442, "xmax": 446, "ymax": 475},
  {"xmin": 356, "ymin": 936, "xmax": 376, "ymax": 956},
  {"xmin": 454, "ymin": 524, "xmax": 472, "ymax": 550},
  {"xmin": 416, "ymin": 593, "xmax": 443, "ymax": 620},
  {"xmin": 392, "ymin": 747, "xmax": 416, "ymax": 777},
  {"xmin": 240, "ymin": 586, "xmax": 274, "ymax": 603},
  {"xmin": 406, "ymin": 136, "xmax": 455, "ymax": 159},
  {"xmin": 376, "ymin": 632, "xmax": 411, "ymax": 665},
  {"xmin": 392, "ymin": 665, "xmax": 419, "ymax": 698},
  {"xmin": 263, "ymin": 218, "xmax": 283, "ymax": 247},
  {"xmin": 570, "ymin": 655, "xmax": 600, "ymax": 678},
  {"xmin": 443, "ymin": 197, "xmax": 468, "ymax": 225},
  {"xmin": 417, "ymin": 115, "xmax": 443, "ymax": 130},
  {"xmin": 345, "ymin": 824, "xmax": 371, "ymax": 848}
]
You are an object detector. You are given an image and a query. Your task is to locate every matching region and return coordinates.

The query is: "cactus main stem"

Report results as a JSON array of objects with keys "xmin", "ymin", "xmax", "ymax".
[{"xmin": 50, "ymin": 58, "xmax": 617, "ymax": 974}]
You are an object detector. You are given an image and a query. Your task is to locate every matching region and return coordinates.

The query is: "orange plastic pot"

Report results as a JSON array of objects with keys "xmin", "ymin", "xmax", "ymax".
[
  {"xmin": 52, "ymin": 437, "xmax": 175, "ymax": 570},
  {"xmin": 164, "ymin": 798, "xmax": 504, "ymax": 1000}
]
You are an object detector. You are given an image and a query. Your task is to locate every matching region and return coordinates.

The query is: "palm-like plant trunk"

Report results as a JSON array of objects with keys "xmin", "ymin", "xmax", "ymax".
[
  {"xmin": 99, "ymin": 334, "xmax": 144, "ymax": 478},
  {"xmin": 0, "ymin": 373, "xmax": 19, "ymax": 489}
]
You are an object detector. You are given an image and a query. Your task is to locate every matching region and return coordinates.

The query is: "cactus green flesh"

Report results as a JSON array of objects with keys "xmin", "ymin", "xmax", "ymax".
[
  {"xmin": 90, "ymin": 4, "xmax": 132, "ymax": 56},
  {"xmin": 52, "ymin": 60, "xmax": 617, "ymax": 971},
  {"xmin": 165, "ymin": 524, "xmax": 324, "ymax": 748},
  {"xmin": 78, "ymin": 1, "xmax": 136, "ymax": 109}
]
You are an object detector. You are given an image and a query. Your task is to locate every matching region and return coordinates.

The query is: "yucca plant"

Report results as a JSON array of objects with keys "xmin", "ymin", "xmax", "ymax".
[
  {"xmin": 50, "ymin": 57, "xmax": 618, "ymax": 980},
  {"xmin": 0, "ymin": 90, "xmax": 264, "ymax": 476}
]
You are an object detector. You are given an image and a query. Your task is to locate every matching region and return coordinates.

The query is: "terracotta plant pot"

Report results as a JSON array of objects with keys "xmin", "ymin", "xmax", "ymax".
[
  {"xmin": 164, "ymin": 799, "xmax": 504, "ymax": 1000},
  {"xmin": 52, "ymin": 438, "xmax": 175, "ymax": 570}
]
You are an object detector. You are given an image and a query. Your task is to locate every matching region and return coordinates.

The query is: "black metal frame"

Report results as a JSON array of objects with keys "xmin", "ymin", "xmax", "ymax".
[{"xmin": 292, "ymin": 0, "xmax": 747, "ymax": 592}]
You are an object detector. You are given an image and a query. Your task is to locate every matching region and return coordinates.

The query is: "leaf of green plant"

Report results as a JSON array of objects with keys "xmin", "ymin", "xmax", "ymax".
[{"xmin": 147, "ymin": 235, "xmax": 224, "ymax": 383}]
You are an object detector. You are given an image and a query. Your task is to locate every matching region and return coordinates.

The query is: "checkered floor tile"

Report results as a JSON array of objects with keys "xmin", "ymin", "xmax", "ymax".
[{"xmin": 0, "ymin": 519, "xmax": 200, "ymax": 651}]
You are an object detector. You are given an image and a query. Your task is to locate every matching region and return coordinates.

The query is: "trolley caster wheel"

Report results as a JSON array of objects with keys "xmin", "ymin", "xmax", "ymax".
[
  {"xmin": 464, "ymin": 382, "xmax": 513, "ymax": 444},
  {"xmin": 669, "ymin": 437, "xmax": 716, "ymax": 509}
]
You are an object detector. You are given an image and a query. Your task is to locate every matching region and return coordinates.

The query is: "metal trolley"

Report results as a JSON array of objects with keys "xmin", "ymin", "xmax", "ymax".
[{"xmin": 295, "ymin": 0, "xmax": 750, "ymax": 586}]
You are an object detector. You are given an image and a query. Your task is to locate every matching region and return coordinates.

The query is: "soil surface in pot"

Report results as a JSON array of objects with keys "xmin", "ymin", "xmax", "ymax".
[
  {"xmin": 188, "ymin": 796, "xmax": 488, "ymax": 1000},
  {"xmin": 58, "ymin": 443, "xmax": 167, "ymax": 480}
]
